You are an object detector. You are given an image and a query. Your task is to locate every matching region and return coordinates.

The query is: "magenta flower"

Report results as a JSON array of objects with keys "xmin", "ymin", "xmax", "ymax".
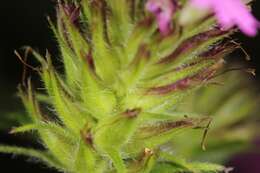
[
  {"xmin": 191, "ymin": 0, "xmax": 260, "ymax": 36},
  {"xmin": 146, "ymin": 0, "xmax": 176, "ymax": 35}
]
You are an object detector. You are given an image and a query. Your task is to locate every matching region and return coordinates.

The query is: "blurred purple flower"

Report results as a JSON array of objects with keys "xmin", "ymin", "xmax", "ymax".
[
  {"xmin": 191, "ymin": 0, "xmax": 260, "ymax": 36},
  {"xmin": 146, "ymin": 0, "xmax": 176, "ymax": 35}
]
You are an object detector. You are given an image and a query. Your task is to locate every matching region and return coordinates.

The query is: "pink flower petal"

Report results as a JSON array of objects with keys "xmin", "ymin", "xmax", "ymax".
[
  {"xmin": 191, "ymin": 0, "xmax": 260, "ymax": 36},
  {"xmin": 146, "ymin": 0, "xmax": 176, "ymax": 35}
]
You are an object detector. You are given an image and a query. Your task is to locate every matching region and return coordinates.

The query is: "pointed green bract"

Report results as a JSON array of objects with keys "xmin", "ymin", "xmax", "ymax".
[{"xmin": 0, "ymin": 145, "xmax": 63, "ymax": 170}]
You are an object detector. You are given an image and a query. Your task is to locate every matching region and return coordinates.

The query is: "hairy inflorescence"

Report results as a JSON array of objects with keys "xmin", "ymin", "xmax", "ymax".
[{"xmin": 0, "ymin": 0, "xmax": 259, "ymax": 173}]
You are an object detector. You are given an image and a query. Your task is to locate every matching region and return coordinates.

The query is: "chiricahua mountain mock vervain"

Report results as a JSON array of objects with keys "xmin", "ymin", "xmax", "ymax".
[{"xmin": 0, "ymin": 0, "xmax": 259, "ymax": 173}]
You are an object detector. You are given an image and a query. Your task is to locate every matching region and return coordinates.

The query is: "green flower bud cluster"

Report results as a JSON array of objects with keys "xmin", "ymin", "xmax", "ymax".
[{"xmin": 0, "ymin": 1, "xmax": 258, "ymax": 173}]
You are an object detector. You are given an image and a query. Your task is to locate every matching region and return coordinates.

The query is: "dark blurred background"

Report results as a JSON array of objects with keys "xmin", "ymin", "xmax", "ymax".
[{"xmin": 0, "ymin": 1, "xmax": 260, "ymax": 172}]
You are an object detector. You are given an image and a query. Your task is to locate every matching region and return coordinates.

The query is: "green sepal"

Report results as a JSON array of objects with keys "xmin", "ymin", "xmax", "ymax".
[
  {"xmin": 142, "ymin": 59, "xmax": 215, "ymax": 88},
  {"xmin": 80, "ymin": 62, "xmax": 117, "ymax": 120},
  {"xmin": 106, "ymin": 0, "xmax": 132, "ymax": 45},
  {"xmin": 41, "ymin": 66, "xmax": 89, "ymax": 133},
  {"xmin": 94, "ymin": 109, "xmax": 142, "ymax": 173},
  {"xmin": 124, "ymin": 114, "xmax": 210, "ymax": 155},
  {"xmin": 39, "ymin": 123, "xmax": 78, "ymax": 170},
  {"xmin": 127, "ymin": 148, "xmax": 157, "ymax": 173},
  {"xmin": 57, "ymin": 3, "xmax": 89, "ymax": 61},
  {"xmin": 124, "ymin": 17, "xmax": 155, "ymax": 65},
  {"xmin": 9, "ymin": 120, "xmax": 78, "ymax": 170},
  {"xmin": 0, "ymin": 145, "xmax": 63, "ymax": 171},
  {"xmin": 48, "ymin": 17, "xmax": 81, "ymax": 89},
  {"xmin": 73, "ymin": 140, "xmax": 96, "ymax": 173},
  {"xmin": 18, "ymin": 80, "xmax": 42, "ymax": 122},
  {"xmin": 151, "ymin": 152, "xmax": 225, "ymax": 173},
  {"xmin": 87, "ymin": 0, "xmax": 120, "ymax": 83}
]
